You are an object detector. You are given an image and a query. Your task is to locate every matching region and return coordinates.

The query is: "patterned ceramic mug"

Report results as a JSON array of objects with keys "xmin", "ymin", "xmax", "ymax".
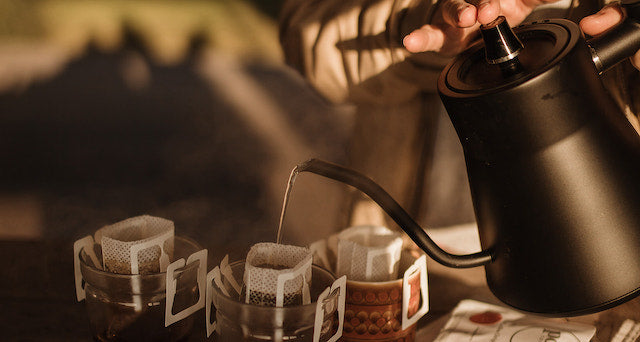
[{"xmin": 342, "ymin": 254, "xmax": 428, "ymax": 342}]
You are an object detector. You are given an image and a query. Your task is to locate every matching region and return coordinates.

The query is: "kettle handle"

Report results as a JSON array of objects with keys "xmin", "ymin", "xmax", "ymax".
[
  {"xmin": 297, "ymin": 158, "xmax": 493, "ymax": 268},
  {"xmin": 588, "ymin": 0, "xmax": 640, "ymax": 74}
]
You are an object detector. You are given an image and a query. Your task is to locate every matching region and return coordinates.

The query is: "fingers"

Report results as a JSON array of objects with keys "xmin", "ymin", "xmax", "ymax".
[
  {"xmin": 465, "ymin": 0, "xmax": 502, "ymax": 25},
  {"xmin": 579, "ymin": 5, "xmax": 624, "ymax": 36},
  {"xmin": 439, "ymin": 0, "xmax": 501, "ymax": 26},
  {"xmin": 402, "ymin": 0, "xmax": 501, "ymax": 54},
  {"xmin": 440, "ymin": 0, "xmax": 478, "ymax": 27},
  {"xmin": 403, "ymin": 25, "xmax": 446, "ymax": 53}
]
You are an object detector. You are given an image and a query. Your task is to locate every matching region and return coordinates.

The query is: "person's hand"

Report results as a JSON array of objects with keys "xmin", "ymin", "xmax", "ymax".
[
  {"xmin": 403, "ymin": 0, "xmax": 558, "ymax": 56},
  {"xmin": 580, "ymin": 4, "xmax": 640, "ymax": 70}
]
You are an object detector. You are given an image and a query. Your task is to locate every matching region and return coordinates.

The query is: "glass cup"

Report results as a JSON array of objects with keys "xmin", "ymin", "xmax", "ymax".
[
  {"xmin": 79, "ymin": 236, "xmax": 203, "ymax": 342},
  {"xmin": 211, "ymin": 260, "xmax": 343, "ymax": 342}
]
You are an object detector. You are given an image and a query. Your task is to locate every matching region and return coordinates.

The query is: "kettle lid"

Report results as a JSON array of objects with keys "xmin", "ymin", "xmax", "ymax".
[{"xmin": 440, "ymin": 19, "xmax": 581, "ymax": 96}]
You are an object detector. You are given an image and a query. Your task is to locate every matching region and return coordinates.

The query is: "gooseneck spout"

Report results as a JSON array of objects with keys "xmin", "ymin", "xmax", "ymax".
[{"xmin": 297, "ymin": 158, "xmax": 493, "ymax": 268}]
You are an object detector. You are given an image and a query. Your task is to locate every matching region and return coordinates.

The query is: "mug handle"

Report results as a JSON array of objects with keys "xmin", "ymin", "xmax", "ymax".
[
  {"xmin": 165, "ymin": 249, "xmax": 208, "ymax": 327},
  {"xmin": 314, "ymin": 275, "xmax": 347, "ymax": 342},
  {"xmin": 402, "ymin": 254, "xmax": 429, "ymax": 330}
]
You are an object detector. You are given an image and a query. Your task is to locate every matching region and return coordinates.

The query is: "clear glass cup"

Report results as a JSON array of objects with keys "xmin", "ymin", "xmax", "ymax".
[
  {"xmin": 79, "ymin": 236, "xmax": 202, "ymax": 342},
  {"xmin": 212, "ymin": 260, "xmax": 341, "ymax": 342}
]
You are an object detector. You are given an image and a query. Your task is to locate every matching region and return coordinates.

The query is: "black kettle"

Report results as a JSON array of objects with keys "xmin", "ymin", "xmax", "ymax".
[{"xmin": 297, "ymin": 0, "xmax": 640, "ymax": 316}]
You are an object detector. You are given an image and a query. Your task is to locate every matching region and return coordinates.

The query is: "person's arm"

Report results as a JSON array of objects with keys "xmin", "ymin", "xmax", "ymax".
[
  {"xmin": 279, "ymin": 0, "xmax": 563, "ymax": 104},
  {"xmin": 280, "ymin": 0, "xmax": 448, "ymax": 104}
]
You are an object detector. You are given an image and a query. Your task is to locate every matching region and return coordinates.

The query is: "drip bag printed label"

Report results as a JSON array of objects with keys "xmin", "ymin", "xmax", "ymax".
[{"xmin": 434, "ymin": 300, "xmax": 596, "ymax": 342}]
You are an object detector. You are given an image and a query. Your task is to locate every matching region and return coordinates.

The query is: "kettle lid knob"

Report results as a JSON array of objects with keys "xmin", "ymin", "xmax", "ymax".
[{"xmin": 480, "ymin": 16, "xmax": 524, "ymax": 64}]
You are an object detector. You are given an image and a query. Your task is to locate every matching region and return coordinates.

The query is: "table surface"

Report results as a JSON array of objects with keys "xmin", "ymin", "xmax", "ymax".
[
  {"xmin": 416, "ymin": 259, "xmax": 640, "ymax": 342},
  {"xmin": 3, "ymin": 239, "xmax": 640, "ymax": 341}
]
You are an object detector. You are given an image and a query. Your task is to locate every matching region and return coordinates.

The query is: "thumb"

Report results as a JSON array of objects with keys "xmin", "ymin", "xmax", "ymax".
[{"xmin": 403, "ymin": 25, "xmax": 446, "ymax": 53}]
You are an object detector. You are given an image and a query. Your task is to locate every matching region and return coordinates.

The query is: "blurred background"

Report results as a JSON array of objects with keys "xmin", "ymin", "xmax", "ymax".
[
  {"xmin": 0, "ymin": 1, "xmax": 357, "ymax": 339},
  {"xmin": 0, "ymin": 0, "xmax": 355, "ymax": 247}
]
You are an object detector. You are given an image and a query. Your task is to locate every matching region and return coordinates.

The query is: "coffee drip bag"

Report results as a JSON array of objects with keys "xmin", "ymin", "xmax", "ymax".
[
  {"xmin": 96, "ymin": 215, "xmax": 174, "ymax": 274},
  {"xmin": 336, "ymin": 225, "xmax": 403, "ymax": 282},
  {"xmin": 243, "ymin": 242, "xmax": 312, "ymax": 307}
]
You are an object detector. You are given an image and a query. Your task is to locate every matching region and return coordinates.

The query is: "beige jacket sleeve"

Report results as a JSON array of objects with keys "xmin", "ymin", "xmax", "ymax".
[{"xmin": 279, "ymin": 0, "xmax": 451, "ymax": 105}]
